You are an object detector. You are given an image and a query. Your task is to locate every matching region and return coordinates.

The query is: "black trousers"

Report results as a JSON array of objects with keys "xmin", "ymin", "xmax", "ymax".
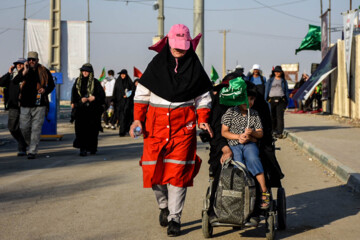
[
  {"xmin": 269, "ymin": 97, "xmax": 287, "ymax": 135},
  {"xmin": 117, "ymin": 100, "xmax": 132, "ymax": 136},
  {"xmin": 8, "ymin": 108, "xmax": 27, "ymax": 152}
]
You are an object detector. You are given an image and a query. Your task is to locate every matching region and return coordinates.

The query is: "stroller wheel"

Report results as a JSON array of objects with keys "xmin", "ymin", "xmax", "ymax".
[
  {"xmin": 202, "ymin": 210, "xmax": 213, "ymax": 238},
  {"xmin": 265, "ymin": 212, "xmax": 276, "ymax": 240},
  {"xmin": 276, "ymin": 187, "xmax": 287, "ymax": 230}
]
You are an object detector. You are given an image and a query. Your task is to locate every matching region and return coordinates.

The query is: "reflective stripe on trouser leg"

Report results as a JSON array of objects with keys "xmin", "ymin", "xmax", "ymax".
[
  {"xmin": 167, "ymin": 184, "xmax": 187, "ymax": 223},
  {"xmin": 152, "ymin": 184, "xmax": 168, "ymax": 209}
]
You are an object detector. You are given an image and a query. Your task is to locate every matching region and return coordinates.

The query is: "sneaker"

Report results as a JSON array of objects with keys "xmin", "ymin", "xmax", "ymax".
[
  {"xmin": 159, "ymin": 208, "xmax": 169, "ymax": 227},
  {"xmin": 167, "ymin": 220, "xmax": 181, "ymax": 237},
  {"xmin": 296, "ymin": 110, "xmax": 305, "ymax": 114},
  {"xmin": 245, "ymin": 216, "xmax": 260, "ymax": 227},
  {"xmin": 27, "ymin": 153, "xmax": 36, "ymax": 159},
  {"xmin": 104, "ymin": 125, "xmax": 109, "ymax": 129},
  {"xmin": 111, "ymin": 125, "xmax": 116, "ymax": 130},
  {"xmin": 17, "ymin": 151, "xmax": 27, "ymax": 157}
]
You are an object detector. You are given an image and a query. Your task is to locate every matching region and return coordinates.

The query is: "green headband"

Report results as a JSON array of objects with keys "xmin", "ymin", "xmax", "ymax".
[{"xmin": 219, "ymin": 77, "xmax": 249, "ymax": 107}]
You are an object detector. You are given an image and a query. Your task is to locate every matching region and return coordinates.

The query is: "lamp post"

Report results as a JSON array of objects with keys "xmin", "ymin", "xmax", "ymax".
[
  {"xmin": 152, "ymin": 0, "xmax": 164, "ymax": 44},
  {"xmin": 220, "ymin": 30, "xmax": 230, "ymax": 78},
  {"xmin": 87, "ymin": 0, "xmax": 91, "ymax": 62},
  {"xmin": 23, "ymin": 0, "xmax": 27, "ymax": 58}
]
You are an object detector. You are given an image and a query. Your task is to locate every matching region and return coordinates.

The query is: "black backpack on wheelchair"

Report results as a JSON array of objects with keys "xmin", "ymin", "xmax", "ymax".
[{"xmin": 213, "ymin": 159, "xmax": 256, "ymax": 226}]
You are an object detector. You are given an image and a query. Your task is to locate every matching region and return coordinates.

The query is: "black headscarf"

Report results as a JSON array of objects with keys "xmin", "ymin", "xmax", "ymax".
[{"xmin": 139, "ymin": 42, "xmax": 212, "ymax": 102}]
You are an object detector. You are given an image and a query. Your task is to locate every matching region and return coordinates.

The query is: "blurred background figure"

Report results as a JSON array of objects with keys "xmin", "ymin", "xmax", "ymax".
[{"xmin": 0, "ymin": 58, "xmax": 27, "ymax": 156}]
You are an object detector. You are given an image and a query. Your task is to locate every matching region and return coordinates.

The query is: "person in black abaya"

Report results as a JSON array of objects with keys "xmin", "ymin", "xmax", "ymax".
[
  {"xmin": 113, "ymin": 69, "xmax": 134, "ymax": 136},
  {"xmin": 71, "ymin": 63, "xmax": 105, "ymax": 156}
]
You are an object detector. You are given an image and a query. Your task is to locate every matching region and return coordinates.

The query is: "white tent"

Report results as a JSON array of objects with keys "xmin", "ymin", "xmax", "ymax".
[{"xmin": 27, "ymin": 19, "xmax": 87, "ymax": 101}]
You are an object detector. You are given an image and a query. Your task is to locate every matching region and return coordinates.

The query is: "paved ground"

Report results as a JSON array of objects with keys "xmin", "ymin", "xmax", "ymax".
[{"xmin": 0, "ymin": 118, "xmax": 359, "ymax": 239}]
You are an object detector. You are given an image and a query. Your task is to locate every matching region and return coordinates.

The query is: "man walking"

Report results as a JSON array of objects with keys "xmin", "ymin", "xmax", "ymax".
[
  {"xmin": 247, "ymin": 64, "xmax": 266, "ymax": 97},
  {"xmin": 0, "ymin": 58, "xmax": 28, "ymax": 156},
  {"xmin": 13, "ymin": 51, "xmax": 55, "ymax": 159}
]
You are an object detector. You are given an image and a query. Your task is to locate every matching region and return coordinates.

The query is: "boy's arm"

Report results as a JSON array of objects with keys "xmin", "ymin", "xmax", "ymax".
[
  {"xmin": 221, "ymin": 124, "xmax": 239, "ymax": 140},
  {"xmin": 222, "ymin": 124, "xmax": 249, "ymax": 144},
  {"xmin": 250, "ymin": 128, "xmax": 263, "ymax": 139}
]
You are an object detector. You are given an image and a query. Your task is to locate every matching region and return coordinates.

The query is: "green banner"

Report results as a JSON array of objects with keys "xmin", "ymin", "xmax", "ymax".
[
  {"xmin": 210, "ymin": 65, "xmax": 219, "ymax": 83},
  {"xmin": 295, "ymin": 25, "xmax": 321, "ymax": 55}
]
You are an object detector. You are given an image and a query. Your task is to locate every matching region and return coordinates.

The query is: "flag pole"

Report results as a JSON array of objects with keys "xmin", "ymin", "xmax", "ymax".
[{"xmin": 247, "ymin": 107, "xmax": 250, "ymax": 129}]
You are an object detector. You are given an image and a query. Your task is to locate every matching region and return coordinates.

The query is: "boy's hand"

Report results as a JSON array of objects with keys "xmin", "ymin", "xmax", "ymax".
[
  {"xmin": 244, "ymin": 128, "xmax": 253, "ymax": 136},
  {"xmin": 220, "ymin": 146, "xmax": 233, "ymax": 164},
  {"xmin": 239, "ymin": 133, "xmax": 249, "ymax": 144}
]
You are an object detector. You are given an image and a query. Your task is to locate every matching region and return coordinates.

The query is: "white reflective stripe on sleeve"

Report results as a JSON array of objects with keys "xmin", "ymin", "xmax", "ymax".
[
  {"xmin": 164, "ymin": 159, "xmax": 195, "ymax": 165},
  {"xmin": 141, "ymin": 161, "xmax": 158, "ymax": 165},
  {"xmin": 195, "ymin": 91, "xmax": 212, "ymax": 109}
]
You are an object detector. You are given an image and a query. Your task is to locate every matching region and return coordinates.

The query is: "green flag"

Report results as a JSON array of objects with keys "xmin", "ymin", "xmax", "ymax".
[
  {"xmin": 295, "ymin": 25, "xmax": 321, "ymax": 55},
  {"xmin": 219, "ymin": 77, "xmax": 248, "ymax": 107},
  {"xmin": 210, "ymin": 65, "xmax": 219, "ymax": 83},
  {"xmin": 98, "ymin": 67, "xmax": 106, "ymax": 82}
]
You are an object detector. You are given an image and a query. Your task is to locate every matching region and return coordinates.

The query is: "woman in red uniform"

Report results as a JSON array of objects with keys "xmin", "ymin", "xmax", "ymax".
[{"xmin": 130, "ymin": 24, "xmax": 213, "ymax": 237}]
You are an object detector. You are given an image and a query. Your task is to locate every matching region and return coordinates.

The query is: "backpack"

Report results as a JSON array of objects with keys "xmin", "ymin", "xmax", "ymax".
[{"xmin": 213, "ymin": 159, "xmax": 256, "ymax": 225}]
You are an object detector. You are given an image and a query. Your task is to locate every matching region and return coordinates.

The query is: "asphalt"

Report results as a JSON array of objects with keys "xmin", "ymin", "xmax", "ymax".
[
  {"xmin": 1, "ymin": 107, "xmax": 360, "ymax": 193},
  {"xmin": 283, "ymin": 110, "xmax": 360, "ymax": 193}
]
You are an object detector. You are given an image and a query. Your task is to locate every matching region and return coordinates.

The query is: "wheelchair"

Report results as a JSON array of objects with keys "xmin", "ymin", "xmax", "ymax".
[{"xmin": 201, "ymin": 138, "xmax": 286, "ymax": 240}]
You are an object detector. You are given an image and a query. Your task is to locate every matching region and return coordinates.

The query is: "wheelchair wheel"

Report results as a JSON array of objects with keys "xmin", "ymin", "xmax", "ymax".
[
  {"xmin": 277, "ymin": 187, "xmax": 287, "ymax": 230},
  {"xmin": 202, "ymin": 210, "xmax": 213, "ymax": 238},
  {"xmin": 265, "ymin": 212, "xmax": 275, "ymax": 240}
]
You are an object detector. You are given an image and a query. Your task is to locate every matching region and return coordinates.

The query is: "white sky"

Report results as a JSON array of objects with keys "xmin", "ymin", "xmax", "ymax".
[{"xmin": 0, "ymin": 0, "xmax": 357, "ymax": 80}]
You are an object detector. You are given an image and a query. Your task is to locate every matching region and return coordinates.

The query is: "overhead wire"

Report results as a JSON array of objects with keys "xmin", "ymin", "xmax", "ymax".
[
  {"xmin": 28, "ymin": 1, "xmax": 49, "ymax": 18},
  {"xmin": 0, "ymin": 0, "xmax": 47, "ymax": 12},
  {"xmin": 130, "ymin": 0, "xmax": 311, "ymax": 11}
]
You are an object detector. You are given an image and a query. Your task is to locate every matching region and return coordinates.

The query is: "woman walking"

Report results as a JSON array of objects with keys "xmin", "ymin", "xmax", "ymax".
[
  {"xmin": 264, "ymin": 65, "xmax": 289, "ymax": 139},
  {"xmin": 71, "ymin": 63, "xmax": 105, "ymax": 156},
  {"xmin": 130, "ymin": 24, "xmax": 213, "ymax": 237}
]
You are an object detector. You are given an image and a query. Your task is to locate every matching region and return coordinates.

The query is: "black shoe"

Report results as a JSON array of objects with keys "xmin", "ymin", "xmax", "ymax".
[
  {"xmin": 27, "ymin": 153, "xmax": 36, "ymax": 159},
  {"xmin": 244, "ymin": 216, "xmax": 260, "ymax": 227},
  {"xmin": 80, "ymin": 150, "xmax": 87, "ymax": 156},
  {"xmin": 17, "ymin": 151, "xmax": 27, "ymax": 157},
  {"xmin": 159, "ymin": 208, "xmax": 169, "ymax": 227},
  {"xmin": 167, "ymin": 220, "xmax": 181, "ymax": 237},
  {"xmin": 275, "ymin": 134, "xmax": 284, "ymax": 139}
]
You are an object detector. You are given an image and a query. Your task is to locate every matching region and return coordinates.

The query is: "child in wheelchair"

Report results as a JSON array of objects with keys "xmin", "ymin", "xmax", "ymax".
[{"xmin": 220, "ymin": 80, "xmax": 270, "ymax": 211}]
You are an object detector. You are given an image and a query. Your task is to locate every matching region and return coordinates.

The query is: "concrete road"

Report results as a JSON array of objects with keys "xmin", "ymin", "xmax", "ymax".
[{"xmin": 0, "ymin": 122, "xmax": 359, "ymax": 240}]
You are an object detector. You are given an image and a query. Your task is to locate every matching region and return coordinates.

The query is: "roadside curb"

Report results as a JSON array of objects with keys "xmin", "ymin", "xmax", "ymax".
[{"xmin": 284, "ymin": 130, "xmax": 360, "ymax": 193}]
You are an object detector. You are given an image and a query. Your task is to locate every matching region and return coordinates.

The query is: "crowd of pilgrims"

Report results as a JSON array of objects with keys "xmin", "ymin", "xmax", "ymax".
[{"xmin": 70, "ymin": 64, "xmax": 138, "ymax": 156}]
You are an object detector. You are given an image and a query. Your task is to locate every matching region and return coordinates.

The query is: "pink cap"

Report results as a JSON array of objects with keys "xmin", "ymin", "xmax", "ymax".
[{"xmin": 167, "ymin": 24, "xmax": 191, "ymax": 50}]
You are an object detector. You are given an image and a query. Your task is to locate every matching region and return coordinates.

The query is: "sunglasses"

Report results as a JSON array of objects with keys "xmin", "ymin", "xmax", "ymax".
[{"xmin": 27, "ymin": 58, "xmax": 37, "ymax": 62}]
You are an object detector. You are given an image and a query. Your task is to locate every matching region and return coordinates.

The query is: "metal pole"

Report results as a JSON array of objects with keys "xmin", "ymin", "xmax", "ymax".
[
  {"xmin": 87, "ymin": 0, "xmax": 91, "ymax": 62},
  {"xmin": 350, "ymin": 0, "xmax": 352, "ymax": 10},
  {"xmin": 320, "ymin": 0, "xmax": 323, "ymax": 15},
  {"xmin": 193, "ymin": 0, "xmax": 204, "ymax": 65},
  {"xmin": 23, "ymin": 0, "xmax": 27, "ymax": 58},
  {"xmin": 158, "ymin": 0, "xmax": 164, "ymax": 38},
  {"xmin": 328, "ymin": 0, "xmax": 331, "ymax": 45},
  {"xmin": 220, "ymin": 30, "xmax": 229, "ymax": 78}
]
